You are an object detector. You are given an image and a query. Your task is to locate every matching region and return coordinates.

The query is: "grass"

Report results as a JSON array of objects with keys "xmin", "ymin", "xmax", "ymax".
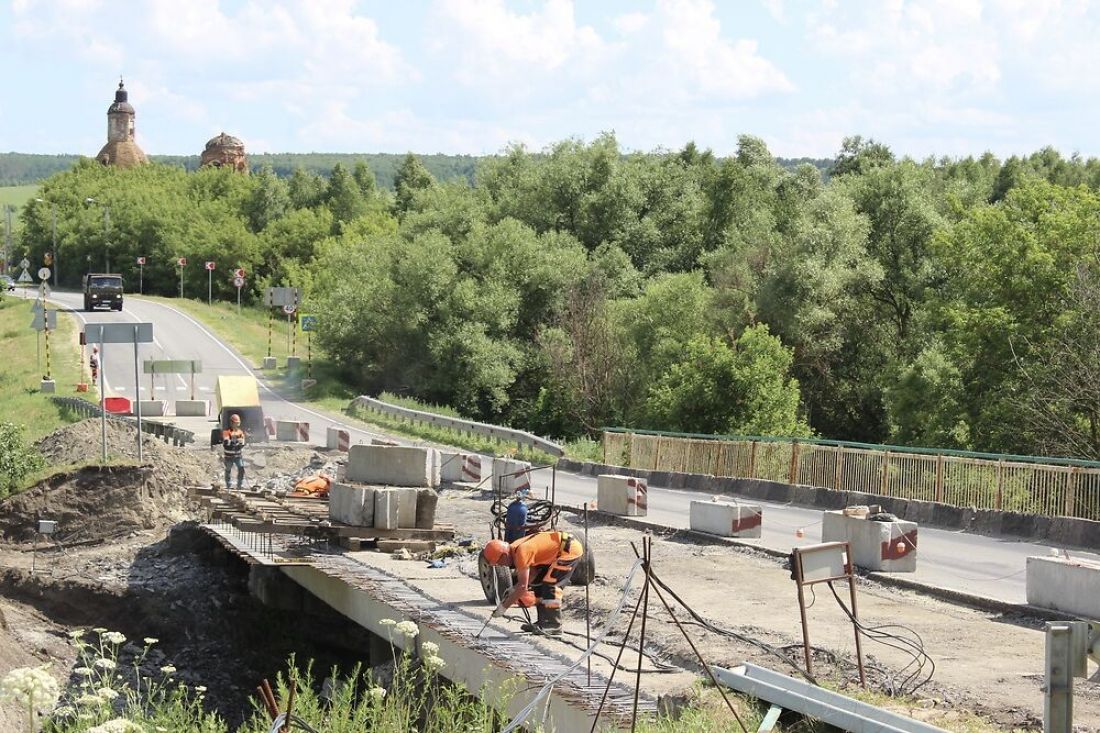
[
  {"xmin": 0, "ymin": 184, "xmax": 38, "ymax": 221},
  {"xmin": 0, "ymin": 294, "xmax": 89, "ymax": 441},
  {"xmin": 137, "ymin": 295, "xmax": 601, "ymax": 462}
]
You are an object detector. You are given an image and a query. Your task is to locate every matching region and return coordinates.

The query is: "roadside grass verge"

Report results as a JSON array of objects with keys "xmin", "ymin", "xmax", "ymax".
[
  {"xmin": 137, "ymin": 296, "xmax": 597, "ymax": 461},
  {"xmin": 0, "ymin": 295, "xmax": 89, "ymax": 440}
]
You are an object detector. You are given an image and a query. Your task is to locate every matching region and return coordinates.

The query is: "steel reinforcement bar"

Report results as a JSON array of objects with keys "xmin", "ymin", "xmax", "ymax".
[
  {"xmin": 350, "ymin": 395, "xmax": 564, "ymax": 457},
  {"xmin": 602, "ymin": 430, "xmax": 1100, "ymax": 521}
]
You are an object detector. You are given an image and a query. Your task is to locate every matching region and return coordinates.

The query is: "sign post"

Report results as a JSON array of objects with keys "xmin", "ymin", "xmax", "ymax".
[
  {"xmin": 144, "ymin": 360, "xmax": 202, "ymax": 401},
  {"xmin": 177, "ymin": 257, "xmax": 187, "ymax": 298},
  {"xmin": 136, "ymin": 256, "xmax": 146, "ymax": 294},
  {"xmin": 233, "ymin": 270, "xmax": 245, "ymax": 315},
  {"xmin": 283, "ymin": 304, "xmax": 296, "ymax": 355},
  {"xmin": 264, "ymin": 287, "xmax": 300, "ymax": 369},
  {"xmin": 84, "ymin": 323, "xmax": 154, "ymax": 463},
  {"xmin": 205, "ymin": 261, "xmax": 216, "ymax": 306},
  {"xmin": 300, "ymin": 315, "xmax": 318, "ymax": 379}
]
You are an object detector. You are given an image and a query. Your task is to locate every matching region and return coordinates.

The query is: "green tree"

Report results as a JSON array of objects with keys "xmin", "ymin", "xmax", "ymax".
[
  {"xmin": 0, "ymin": 423, "xmax": 43, "ymax": 497},
  {"xmin": 393, "ymin": 153, "xmax": 436, "ymax": 215}
]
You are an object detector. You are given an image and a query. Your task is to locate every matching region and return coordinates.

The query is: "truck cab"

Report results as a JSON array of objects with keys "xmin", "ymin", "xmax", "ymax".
[{"xmin": 83, "ymin": 273, "xmax": 124, "ymax": 311}]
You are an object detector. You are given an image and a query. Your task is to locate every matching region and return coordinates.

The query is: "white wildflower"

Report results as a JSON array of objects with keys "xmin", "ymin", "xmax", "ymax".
[
  {"xmin": 102, "ymin": 631, "xmax": 126, "ymax": 645},
  {"xmin": 96, "ymin": 686, "xmax": 120, "ymax": 700},
  {"xmin": 76, "ymin": 692, "xmax": 103, "ymax": 706},
  {"xmin": 422, "ymin": 655, "xmax": 446, "ymax": 671},
  {"xmin": 367, "ymin": 686, "xmax": 387, "ymax": 701},
  {"xmin": 143, "ymin": 637, "xmax": 158, "ymax": 646},
  {"xmin": 52, "ymin": 705, "xmax": 76, "ymax": 717},
  {"xmin": 195, "ymin": 686, "xmax": 207, "ymax": 693},
  {"xmin": 395, "ymin": 620, "xmax": 419, "ymax": 638},
  {"xmin": 160, "ymin": 665, "xmax": 177, "ymax": 675},
  {"xmin": 94, "ymin": 658, "xmax": 117, "ymax": 671},
  {"xmin": 379, "ymin": 618, "xmax": 396, "ymax": 627},
  {"xmin": 92, "ymin": 627, "xmax": 107, "ymax": 634},
  {"xmin": 73, "ymin": 666, "xmax": 95, "ymax": 677},
  {"xmin": 68, "ymin": 629, "xmax": 85, "ymax": 639},
  {"xmin": 421, "ymin": 641, "xmax": 439, "ymax": 656},
  {"xmin": 0, "ymin": 665, "xmax": 60, "ymax": 709},
  {"xmin": 87, "ymin": 719, "xmax": 144, "ymax": 733}
]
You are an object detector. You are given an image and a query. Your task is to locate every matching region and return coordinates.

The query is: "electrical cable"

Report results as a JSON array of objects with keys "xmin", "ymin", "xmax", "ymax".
[
  {"xmin": 490, "ymin": 497, "xmax": 560, "ymax": 533},
  {"xmin": 499, "ymin": 614, "xmax": 678, "ymax": 673}
]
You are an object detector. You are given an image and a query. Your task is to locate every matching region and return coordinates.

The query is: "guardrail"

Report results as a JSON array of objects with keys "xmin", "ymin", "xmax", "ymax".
[
  {"xmin": 52, "ymin": 397, "xmax": 196, "ymax": 447},
  {"xmin": 349, "ymin": 396, "xmax": 564, "ymax": 457},
  {"xmin": 603, "ymin": 429, "xmax": 1100, "ymax": 521}
]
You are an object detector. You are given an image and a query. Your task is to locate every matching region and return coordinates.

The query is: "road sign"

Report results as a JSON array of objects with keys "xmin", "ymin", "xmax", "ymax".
[
  {"xmin": 84, "ymin": 323, "xmax": 154, "ymax": 344},
  {"xmin": 37, "ymin": 267, "xmax": 50, "ymax": 281},
  {"xmin": 205, "ymin": 261, "xmax": 216, "ymax": 271},
  {"xmin": 136, "ymin": 256, "xmax": 146, "ymax": 265},
  {"xmin": 30, "ymin": 310, "xmax": 56, "ymax": 331},
  {"xmin": 17, "ymin": 269, "xmax": 32, "ymax": 283},
  {"xmin": 19, "ymin": 258, "xmax": 30, "ymax": 270},
  {"xmin": 177, "ymin": 257, "xmax": 187, "ymax": 267},
  {"xmin": 143, "ymin": 359, "xmax": 201, "ymax": 374},
  {"xmin": 300, "ymin": 314, "xmax": 318, "ymax": 332},
  {"xmin": 233, "ymin": 276, "xmax": 245, "ymax": 288},
  {"xmin": 234, "ymin": 268, "xmax": 246, "ymax": 278},
  {"xmin": 265, "ymin": 287, "xmax": 300, "ymax": 307},
  {"xmin": 31, "ymin": 301, "xmax": 43, "ymax": 314},
  {"xmin": 282, "ymin": 304, "xmax": 297, "ymax": 315}
]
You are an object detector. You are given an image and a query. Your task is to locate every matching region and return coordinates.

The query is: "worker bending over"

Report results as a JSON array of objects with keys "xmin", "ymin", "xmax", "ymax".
[
  {"xmin": 482, "ymin": 530, "xmax": 584, "ymax": 636},
  {"xmin": 222, "ymin": 413, "xmax": 246, "ymax": 490}
]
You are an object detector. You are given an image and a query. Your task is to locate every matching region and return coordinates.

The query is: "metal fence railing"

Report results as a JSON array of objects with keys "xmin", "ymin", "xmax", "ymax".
[
  {"xmin": 602, "ymin": 429, "xmax": 1100, "ymax": 521},
  {"xmin": 52, "ymin": 397, "xmax": 195, "ymax": 446},
  {"xmin": 350, "ymin": 396, "xmax": 564, "ymax": 457}
]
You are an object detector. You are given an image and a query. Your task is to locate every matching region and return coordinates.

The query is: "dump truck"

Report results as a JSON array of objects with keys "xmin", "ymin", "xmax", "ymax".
[
  {"xmin": 213, "ymin": 375, "xmax": 267, "ymax": 442},
  {"xmin": 83, "ymin": 273, "xmax": 124, "ymax": 311}
]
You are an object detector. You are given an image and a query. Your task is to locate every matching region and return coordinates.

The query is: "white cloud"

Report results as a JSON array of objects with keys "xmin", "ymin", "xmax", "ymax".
[{"xmin": 614, "ymin": 12, "xmax": 649, "ymax": 34}]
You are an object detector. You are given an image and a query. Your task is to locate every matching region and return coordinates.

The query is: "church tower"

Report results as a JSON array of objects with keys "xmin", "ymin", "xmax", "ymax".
[{"xmin": 95, "ymin": 79, "xmax": 148, "ymax": 168}]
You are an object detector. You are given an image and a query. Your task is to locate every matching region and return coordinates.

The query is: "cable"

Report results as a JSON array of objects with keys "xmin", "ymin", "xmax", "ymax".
[
  {"xmin": 490, "ymin": 497, "xmax": 560, "ymax": 533},
  {"xmin": 499, "ymin": 614, "xmax": 678, "ymax": 674}
]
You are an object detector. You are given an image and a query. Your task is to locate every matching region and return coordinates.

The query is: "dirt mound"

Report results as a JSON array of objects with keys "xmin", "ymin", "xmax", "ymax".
[{"xmin": 35, "ymin": 418, "xmax": 203, "ymax": 469}]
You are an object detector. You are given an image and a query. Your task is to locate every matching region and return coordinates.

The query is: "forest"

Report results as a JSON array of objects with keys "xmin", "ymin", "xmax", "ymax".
[{"xmin": 11, "ymin": 136, "xmax": 1100, "ymax": 460}]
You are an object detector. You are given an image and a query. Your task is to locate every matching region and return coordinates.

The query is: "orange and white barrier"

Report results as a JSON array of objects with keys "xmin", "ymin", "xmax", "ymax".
[
  {"xmin": 275, "ymin": 420, "xmax": 310, "ymax": 443},
  {"xmin": 326, "ymin": 427, "xmax": 351, "ymax": 452},
  {"xmin": 597, "ymin": 474, "xmax": 648, "ymax": 517},
  {"xmin": 689, "ymin": 499, "xmax": 762, "ymax": 538}
]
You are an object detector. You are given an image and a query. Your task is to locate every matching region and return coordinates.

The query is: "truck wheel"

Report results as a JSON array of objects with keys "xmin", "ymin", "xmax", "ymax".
[
  {"xmin": 571, "ymin": 547, "xmax": 596, "ymax": 586},
  {"xmin": 479, "ymin": 553, "xmax": 513, "ymax": 604}
]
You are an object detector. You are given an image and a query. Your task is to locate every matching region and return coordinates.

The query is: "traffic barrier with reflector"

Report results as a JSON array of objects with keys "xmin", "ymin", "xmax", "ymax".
[
  {"xmin": 326, "ymin": 427, "xmax": 351, "ymax": 452},
  {"xmin": 275, "ymin": 420, "xmax": 310, "ymax": 443},
  {"xmin": 103, "ymin": 397, "xmax": 132, "ymax": 415}
]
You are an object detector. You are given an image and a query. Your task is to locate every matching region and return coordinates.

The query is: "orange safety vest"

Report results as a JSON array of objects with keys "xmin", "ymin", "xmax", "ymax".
[{"xmin": 510, "ymin": 531, "xmax": 583, "ymax": 572}]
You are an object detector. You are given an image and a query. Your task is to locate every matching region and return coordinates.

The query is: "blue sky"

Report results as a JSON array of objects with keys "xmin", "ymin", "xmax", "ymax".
[{"xmin": 3, "ymin": 0, "xmax": 1099, "ymax": 160}]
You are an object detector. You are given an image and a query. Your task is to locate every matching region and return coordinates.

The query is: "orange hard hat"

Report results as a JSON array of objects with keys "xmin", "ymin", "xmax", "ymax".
[{"xmin": 482, "ymin": 539, "xmax": 510, "ymax": 566}]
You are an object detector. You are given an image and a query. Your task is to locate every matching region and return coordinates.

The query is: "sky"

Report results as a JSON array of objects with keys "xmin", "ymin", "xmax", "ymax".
[{"xmin": 3, "ymin": 0, "xmax": 1100, "ymax": 160}]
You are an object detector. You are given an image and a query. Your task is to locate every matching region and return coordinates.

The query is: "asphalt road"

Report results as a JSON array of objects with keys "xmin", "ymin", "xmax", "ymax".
[{"xmin": 44, "ymin": 291, "xmax": 1100, "ymax": 605}]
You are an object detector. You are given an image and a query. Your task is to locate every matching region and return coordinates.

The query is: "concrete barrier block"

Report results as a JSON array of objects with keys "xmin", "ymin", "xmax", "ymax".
[
  {"xmin": 374, "ymin": 489, "xmax": 400, "ymax": 530},
  {"xmin": 689, "ymin": 500, "xmax": 762, "ymax": 537},
  {"xmin": 429, "ymin": 448, "xmax": 441, "ymax": 488},
  {"xmin": 275, "ymin": 420, "xmax": 309, "ymax": 442},
  {"xmin": 822, "ymin": 511, "xmax": 917, "ymax": 572},
  {"xmin": 328, "ymin": 483, "xmax": 374, "ymax": 526},
  {"xmin": 439, "ymin": 451, "xmax": 465, "ymax": 483},
  {"xmin": 39, "ymin": 379, "xmax": 56, "ymax": 393},
  {"xmin": 494, "ymin": 459, "xmax": 533, "ymax": 493},
  {"xmin": 396, "ymin": 487, "xmax": 419, "ymax": 528},
  {"xmin": 596, "ymin": 475, "xmax": 648, "ymax": 516},
  {"xmin": 371, "ymin": 438, "xmax": 400, "ymax": 447},
  {"xmin": 137, "ymin": 400, "xmax": 166, "ymax": 417},
  {"xmin": 175, "ymin": 400, "xmax": 209, "ymax": 417},
  {"xmin": 346, "ymin": 445, "xmax": 434, "ymax": 487},
  {"xmin": 462, "ymin": 454, "xmax": 490, "ymax": 484},
  {"xmin": 262, "ymin": 356, "xmax": 277, "ymax": 369},
  {"xmin": 326, "ymin": 427, "xmax": 351, "ymax": 451},
  {"xmin": 415, "ymin": 489, "xmax": 439, "ymax": 528},
  {"xmin": 286, "ymin": 356, "xmax": 301, "ymax": 370},
  {"xmin": 1026, "ymin": 556, "xmax": 1100, "ymax": 618}
]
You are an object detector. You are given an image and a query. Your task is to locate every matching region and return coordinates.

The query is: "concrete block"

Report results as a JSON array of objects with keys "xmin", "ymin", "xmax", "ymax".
[
  {"xmin": 175, "ymin": 400, "xmax": 209, "ymax": 417},
  {"xmin": 689, "ymin": 500, "xmax": 762, "ymax": 538},
  {"xmin": 371, "ymin": 438, "xmax": 400, "ymax": 447},
  {"xmin": 326, "ymin": 427, "xmax": 351, "ymax": 451},
  {"xmin": 262, "ymin": 356, "xmax": 277, "ymax": 369},
  {"xmin": 137, "ymin": 400, "xmax": 166, "ymax": 417},
  {"xmin": 328, "ymin": 483, "xmax": 375, "ymax": 526},
  {"xmin": 822, "ymin": 511, "xmax": 917, "ymax": 572},
  {"xmin": 374, "ymin": 489, "xmax": 400, "ymax": 530},
  {"xmin": 275, "ymin": 420, "xmax": 309, "ymax": 442},
  {"xmin": 462, "ymin": 454, "xmax": 491, "ymax": 484},
  {"xmin": 396, "ymin": 487, "xmax": 419, "ymax": 528},
  {"xmin": 415, "ymin": 489, "xmax": 439, "ymax": 529},
  {"xmin": 39, "ymin": 379, "xmax": 55, "ymax": 393},
  {"xmin": 596, "ymin": 475, "xmax": 648, "ymax": 516},
  {"xmin": 347, "ymin": 445, "xmax": 435, "ymax": 487},
  {"xmin": 1027, "ymin": 555, "xmax": 1100, "ymax": 617},
  {"xmin": 494, "ymin": 458, "xmax": 533, "ymax": 493},
  {"xmin": 439, "ymin": 451, "xmax": 465, "ymax": 483},
  {"xmin": 286, "ymin": 356, "xmax": 301, "ymax": 370}
]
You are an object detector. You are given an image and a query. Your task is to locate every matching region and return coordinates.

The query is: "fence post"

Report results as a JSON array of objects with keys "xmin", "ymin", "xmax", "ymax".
[
  {"xmin": 653, "ymin": 437, "xmax": 663, "ymax": 472},
  {"xmin": 880, "ymin": 451, "xmax": 891, "ymax": 495},
  {"xmin": 625, "ymin": 432, "xmax": 633, "ymax": 468},
  {"xmin": 935, "ymin": 454, "xmax": 945, "ymax": 503},
  {"xmin": 788, "ymin": 442, "xmax": 801, "ymax": 485},
  {"xmin": 749, "ymin": 441, "xmax": 758, "ymax": 479},
  {"xmin": 995, "ymin": 461, "xmax": 1005, "ymax": 511},
  {"xmin": 834, "ymin": 446, "xmax": 846, "ymax": 490},
  {"xmin": 1065, "ymin": 467, "xmax": 1079, "ymax": 518}
]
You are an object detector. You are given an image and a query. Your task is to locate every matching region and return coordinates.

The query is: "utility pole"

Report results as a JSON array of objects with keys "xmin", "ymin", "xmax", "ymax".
[
  {"xmin": 35, "ymin": 199, "xmax": 58, "ymax": 288},
  {"xmin": 3, "ymin": 205, "xmax": 11, "ymax": 275}
]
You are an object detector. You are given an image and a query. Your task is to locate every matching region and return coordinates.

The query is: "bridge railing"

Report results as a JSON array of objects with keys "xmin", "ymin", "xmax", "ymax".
[
  {"xmin": 52, "ymin": 396, "xmax": 195, "ymax": 447},
  {"xmin": 350, "ymin": 396, "xmax": 564, "ymax": 457},
  {"xmin": 602, "ymin": 429, "xmax": 1100, "ymax": 520}
]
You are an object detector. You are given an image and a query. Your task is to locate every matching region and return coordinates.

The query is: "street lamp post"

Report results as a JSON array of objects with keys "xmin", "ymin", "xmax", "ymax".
[
  {"xmin": 34, "ymin": 198, "xmax": 58, "ymax": 289},
  {"xmin": 84, "ymin": 198, "xmax": 110, "ymax": 273}
]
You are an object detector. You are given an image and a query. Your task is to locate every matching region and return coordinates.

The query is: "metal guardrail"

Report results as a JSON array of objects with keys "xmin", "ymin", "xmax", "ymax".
[
  {"xmin": 349, "ymin": 396, "xmax": 564, "ymax": 457},
  {"xmin": 52, "ymin": 396, "xmax": 195, "ymax": 447},
  {"xmin": 603, "ymin": 429, "xmax": 1100, "ymax": 521}
]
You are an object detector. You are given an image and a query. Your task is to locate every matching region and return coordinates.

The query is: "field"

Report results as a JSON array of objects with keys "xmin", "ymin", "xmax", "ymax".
[{"xmin": 0, "ymin": 184, "xmax": 38, "ymax": 220}]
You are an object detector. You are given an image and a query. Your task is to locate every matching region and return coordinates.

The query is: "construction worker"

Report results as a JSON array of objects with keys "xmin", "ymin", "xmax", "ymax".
[
  {"xmin": 89, "ymin": 347, "xmax": 99, "ymax": 383},
  {"xmin": 222, "ymin": 413, "xmax": 246, "ymax": 490},
  {"xmin": 504, "ymin": 489, "xmax": 529, "ymax": 542},
  {"xmin": 482, "ymin": 530, "xmax": 584, "ymax": 636}
]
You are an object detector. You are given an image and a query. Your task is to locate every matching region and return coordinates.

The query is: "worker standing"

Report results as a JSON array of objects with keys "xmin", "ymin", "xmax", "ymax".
[
  {"xmin": 222, "ymin": 413, "xmax": 246, "ymax": 490},
  {"xmin": 481, "ymin": 530, "xmax": 584, "ymax": 636},
  {"xmin": 89, "ymin": 347, "xmax": 100, "ymax": 384},
  {"xmin": 504, "ymin": 489, "xmax": 529, "ymax": 542}
]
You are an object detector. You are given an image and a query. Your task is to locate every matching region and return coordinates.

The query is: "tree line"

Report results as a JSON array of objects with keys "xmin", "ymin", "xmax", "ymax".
[{"xmin": 12, "ymin": 137, "xmax": 1100, "ymax": 459}]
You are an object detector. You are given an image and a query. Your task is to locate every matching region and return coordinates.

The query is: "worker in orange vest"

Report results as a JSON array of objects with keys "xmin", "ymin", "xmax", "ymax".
[
  {"xmin": 481, "ymin": 530, "xmax": 584, "ymax": 636},
  {"xmin": 222, "ymin": 413, "xmax": 246, "ymax": 490}
]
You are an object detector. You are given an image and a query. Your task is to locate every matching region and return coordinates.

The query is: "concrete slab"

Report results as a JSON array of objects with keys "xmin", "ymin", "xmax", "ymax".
[
  {"xmin": 262, "ymin": 356, "xmax": 277, "ymax": 369},
  {"xmin": 347, "ymin": 445, "xmax": 435, "ymax": 487},
  {"xmin": 822, "ymin": 511, "xmax": 917, "ymax": 572},
  {"xmin": 439, "ymin": 451, "xmax": 465, "ymax": 483},
  {"xmin": 286, "ymin": 356, "xmax": 301, "ymax": 370},
  {"xmin": 275, "ymin": 420, "xmax": 309, "ymax": 442},
  {"xmin": 597, "ymin": 474, "xmax": 648, "ymax": 516},
  {"xmin": 396, "ymin": 487, "xmax": 419, "ymax": 528},
  {"xmin": 138, "ymin": 400, "xmax": 166, "ymax": 417},
  {"xmin": 175, "ymin": 399, "xmax": 209, "ymax": 417},
  {"xmin": 329, "ymin": 483, "xmax": 374, "ymax": 526},
  {"xmin": 39, "ymin": 379, "xmax": 56, "ymax": 394},
  {"xmin": 374, "ymin": 489, "xmax": 399, "ymax": 529},
  {"xmin": 1026, "ymin": 555, "xmax": 1100, "ymax": 618},
  {"xmin": 326, "ymin": 426, "xmax": 351, "ymax": 451},
  {"xmin": 494, "ymin": 458, "xmax": 532, "ymax": 493},
  {"xmin": 689, "ymin": 499, "xmax": 762, "ymax": 538}
]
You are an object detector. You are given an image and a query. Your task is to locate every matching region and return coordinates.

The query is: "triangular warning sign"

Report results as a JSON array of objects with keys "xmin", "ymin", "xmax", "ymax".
[{"xmin": 17, "ymin": 269, "xmax": 32, "ymax": 283}]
